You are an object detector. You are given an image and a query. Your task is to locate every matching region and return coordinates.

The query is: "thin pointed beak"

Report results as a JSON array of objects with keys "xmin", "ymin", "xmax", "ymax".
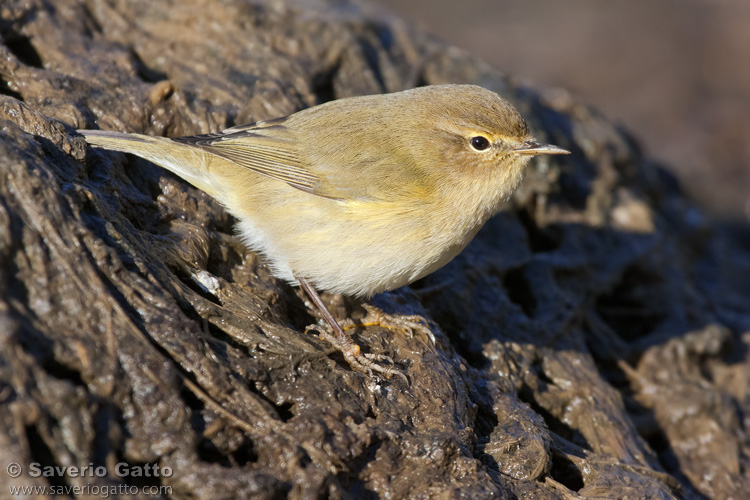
[{"xmin": 515, "ymin": 141, "xmax": 570, "ymax": 156}]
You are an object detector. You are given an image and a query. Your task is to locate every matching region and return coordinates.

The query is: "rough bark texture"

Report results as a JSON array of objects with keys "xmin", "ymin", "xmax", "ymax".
[{"xmin": 1, "ymin": 1, "xmax": 748, "ymax": 499}]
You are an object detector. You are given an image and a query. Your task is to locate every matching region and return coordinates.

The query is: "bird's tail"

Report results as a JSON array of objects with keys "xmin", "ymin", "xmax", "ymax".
[{"xmin": 78, "ymin": 130, "xmax": 224, "ymax": 199}]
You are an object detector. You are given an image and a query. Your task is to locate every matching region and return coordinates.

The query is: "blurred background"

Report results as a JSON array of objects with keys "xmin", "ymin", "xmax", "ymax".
[{"xmin": 375, "ymin": 0, "xmax": 750, "ymax": 221}]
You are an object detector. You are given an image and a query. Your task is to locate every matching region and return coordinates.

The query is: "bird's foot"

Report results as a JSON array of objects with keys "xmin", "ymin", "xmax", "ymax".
[
  {"xmin": 342, "ymin": 303, "xmax": 435, "ymax": 345},
  {"xmin": 306, "ymin": 324, "xmax": 408, "ymax": 383}
]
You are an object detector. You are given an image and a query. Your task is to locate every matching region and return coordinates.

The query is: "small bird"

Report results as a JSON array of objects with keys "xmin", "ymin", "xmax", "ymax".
[{"xmin": 79, "ymin": 84, "xmax": 568, "ymax": 377}]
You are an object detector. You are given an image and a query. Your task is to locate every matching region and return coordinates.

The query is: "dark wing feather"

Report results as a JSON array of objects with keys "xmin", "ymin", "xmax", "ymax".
[{"xmin": 172, "ymin": 119, "xmax": 324, "ymax": 196}]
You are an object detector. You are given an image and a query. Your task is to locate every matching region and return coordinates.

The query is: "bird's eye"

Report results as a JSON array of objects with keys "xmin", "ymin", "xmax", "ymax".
[{"xmin": 470, "ymin": 136, "xmax": 490, "ymax": 151}]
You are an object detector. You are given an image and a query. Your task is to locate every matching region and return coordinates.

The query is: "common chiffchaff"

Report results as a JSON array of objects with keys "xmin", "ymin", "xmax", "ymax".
[{"xmin": 80, "ymin": 84, "xmax": 569, "ymax": 377}]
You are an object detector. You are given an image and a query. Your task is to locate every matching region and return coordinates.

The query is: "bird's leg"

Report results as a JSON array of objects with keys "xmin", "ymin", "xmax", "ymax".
[{"xmin": 295, "ymin": 276, "xmax": 406, "ymax": 380}]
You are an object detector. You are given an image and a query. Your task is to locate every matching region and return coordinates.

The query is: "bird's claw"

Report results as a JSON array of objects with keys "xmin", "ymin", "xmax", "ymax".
[
  {"xmin": 307, "ymin": 324, "xmax": 408, "ymax": 382},
  {"xmin": 344, "ymin": 303, "xmax": 436, "ymax": 345}
]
